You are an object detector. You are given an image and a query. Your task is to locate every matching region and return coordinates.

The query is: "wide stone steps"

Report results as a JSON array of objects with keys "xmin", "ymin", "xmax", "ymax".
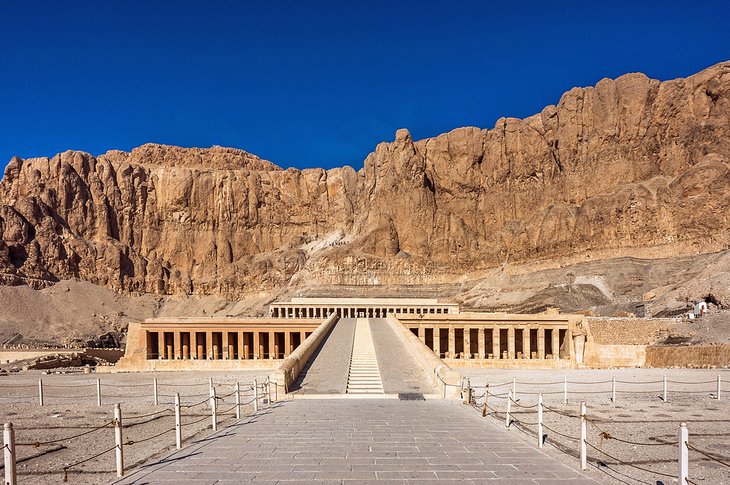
[{"xmin": 346, "ymin": 319, "xmax": 384, "ymax": 394}]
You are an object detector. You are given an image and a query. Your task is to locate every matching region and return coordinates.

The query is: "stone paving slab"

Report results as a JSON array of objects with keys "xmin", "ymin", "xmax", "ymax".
[
  {"xmin": 114, "ymin": 399, "xmax": 601, "ymax": 484},
  {"xmin": 291, "ymin": 318, "xmax": 356, "ymax": 394}
]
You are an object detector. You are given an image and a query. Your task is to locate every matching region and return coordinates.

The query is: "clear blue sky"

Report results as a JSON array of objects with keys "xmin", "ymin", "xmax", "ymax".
[{"xmin": 1, "ymin": 1, "xmax": 728, "ymax": 172}]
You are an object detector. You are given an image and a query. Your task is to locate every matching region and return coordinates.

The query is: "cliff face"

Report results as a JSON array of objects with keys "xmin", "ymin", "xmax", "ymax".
[{"xmin": 1, "ymin": 62, "xmax": 729, "ymax": 298}]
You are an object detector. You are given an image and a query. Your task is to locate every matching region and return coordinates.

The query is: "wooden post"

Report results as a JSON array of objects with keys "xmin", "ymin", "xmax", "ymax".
[
  {"xmin": 482, "ymin": 384, "xmax": 488, "ymax": 417},
  {"xmin": 210, "ymin": 386, "xmax": 218, "ymax": 432},
  {"xmin": 678, "ymin": 422, "xmax": 688, "ymax": 485},
  {"xmin": 114, "ymin": 403, "xmax": 124, "ymax": 478},
  {"xmin": 563, "ymin": 376, "xmax": 568, "ymax": 404},
  {"xmin": 612, "ymin": 376, "xmax": 616, "ymax": 403},
  {"xmin": 537, "ymin": 393, "xmax": 544, "ymax": 448},
  {"xmin": 465, "ymin": 378, "xmax": 471, "ymax": 405},
  {"xmin": 254, "ymin": 379, "xmax": 259, "ymax": 412},
  {"xmin": 663, "ymin": 376, "xmax": 668, "ymax": 403},
  {"xmin": 580, "ymin": 401, "xmax": 587, "ymax": 471},
  {"xmin": 235, "ymin": 382, "xmax": 241, "ymax": 420},
  {"xmin": 38, "ymin": 378, "xmax": 44, "ymax": 407},
  {"xmin": 512, "ymin": 377, "xmax": 517, "ymax": 401},
  {"xmin": 175, "ymin": 393, "xmax": 182, "ymax": 449},
  {"xmin": 717, "ymin": 375, "xmax": 722, "ymax": 400},
  {"xmin": 96, "ymin": 378, "xmax": 102, "ymax": 407},
  {"xmin": 209, "ymin": 377, "xmax": 214, "ymax": 396},
  {"xmin": 153, "ymin": 377, "xmax": 158, "ymax": 406},
  {"xmin": 4, "ymin": 422, "xmax": 17, "ymax": 485},
  {"xmin": 506, "ymin": 390, "xmax": 512, "ymax": 428}
]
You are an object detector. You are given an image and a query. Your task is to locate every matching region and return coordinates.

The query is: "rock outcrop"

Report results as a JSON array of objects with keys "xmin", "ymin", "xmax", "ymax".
[{"xmin": 1, "ymin": 61, "xmax": 729, "ymax": 305}]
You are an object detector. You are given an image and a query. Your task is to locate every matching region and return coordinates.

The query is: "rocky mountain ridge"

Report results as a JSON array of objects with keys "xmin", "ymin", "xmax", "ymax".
[{"xmin": 1, "ymin": 61, "xmax": 729, "ymax": 312}]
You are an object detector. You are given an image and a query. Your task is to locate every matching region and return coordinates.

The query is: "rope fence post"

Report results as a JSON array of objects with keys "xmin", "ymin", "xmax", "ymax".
[
  {"xmin": 209, "ymin": 377, "xmax": 214, "ymax": 397},
  {"xmin": 611, "ymin": 376, "xmax": 616, "ymax": 403},
  {"xmin": 563, "ymin": 376, "xmax": 568, "ymax": 404},
  {"xmin": 254, "ymin": 379, "xmax": 259, "ymax": 412},
  {"xmin": 512, "ymin": 377, "xmax": 517, "ymax": 402},
  {"xmin": 153, "ymin": 377, "xmax": 158, "ymax": 406},
  {"xmin": 174, "ymin": 393, "xmax": 181, "ymax": 450},
  {"xmin": 482, "ymin": 384, "xmax": 488, "ymax": 417},
  {"xmin": 210, "ymin": 385, "xmax": 218, "ymax": 432},
  {"xmin": 663, "ymin": 376, "xmax": 668, "ymax": 403},
  {"xmin": 537, "ymin": 393, "xmax": 544, "ymax": 449},
  {"xmin": 580, "ymin": 401, "xmax": 587, "ymax": 471},
  {"xmin": 718, "ymin": 374, "xmax": 722, "ymax": 400},
  {"xmin": 235, "ymin": 382, "xmax": 241, "ymax": 420},
  {"xmin": 114, "ymin": 403, "xmax": 124, "ymax": 478},
  {"xmin": 97, "ymin": 378, "xmax": 102, "ymax": 407},
  {"xmin": 506, "ymin": 390, "xmax": 512, "ymax": 428},
  {"xmin": 38, "ymin": 378, "xmax": 44, "ymax": 407},
  {"xmin": 679, "ymin": 422, "xmax": 688, "ymax": 484},
  {"xmin": 465, "ymin": 378, "xmax": 472, "ymax": 405},
  {"xmin": 266, "ymin": 377, "xmax": 271, "ymax": 407},
  {"xmin": 4, "ymin": 422, "xmax": 17, "ymax": 485}
]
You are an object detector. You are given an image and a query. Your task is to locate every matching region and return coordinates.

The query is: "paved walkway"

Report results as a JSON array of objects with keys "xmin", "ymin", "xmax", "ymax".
[
  {"xmin": 346, "ymin": 318, "xmax": 384, "ymax": 394},
  {"xmin": 115, "ymin": 399, "xmax": 599, "ymax": 484},
  {"xmin": 290, "ymin": 318, "xmax": 356, "ymax": 395},
  {"xmin": 370, "ymin": 318, "xmax": 437, "ymax": 396}
]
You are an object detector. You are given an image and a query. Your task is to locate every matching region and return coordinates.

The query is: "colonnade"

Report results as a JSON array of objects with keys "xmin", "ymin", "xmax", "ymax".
[
  {"xmin": 412, "ymin": 325, "xmax": 569, "ymax": 360},
  {"xmin": 146, "ymin": 329, "xmax": 313, "ymax": 361},
  {"xmin": 270, "ymin": 306, "xmax": 453, "ymax": 318}
]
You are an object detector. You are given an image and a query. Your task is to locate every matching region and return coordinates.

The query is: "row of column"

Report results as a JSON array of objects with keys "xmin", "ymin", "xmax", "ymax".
[
  {"xmin": 148, "ymin": 330, "xmax": 312, "ymax": 361},
  {"xmin": 271, "ymin": 306, "xmax": 451, "ymax": 318},
  {"xmin": 416, "ymin": 326, "xmax": 566, "ymax": 360}
]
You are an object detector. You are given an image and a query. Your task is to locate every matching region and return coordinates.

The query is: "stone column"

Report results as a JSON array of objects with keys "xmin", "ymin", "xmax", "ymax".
[
  {"xmin": 253, "ymin": 332, "xmax": 260, "ymax": 360},
  {"xmin": 182, "ymin": 332, "xmax": 190, "ymax": 360},
  {"xmin": 537, "ymin": 328, "xmax": 545, "ymax": 359},
  {"xmin": 238, "ymin": 332, "xmax": 244, "ymax": 360},
  {"xmin": 433, "ymin": 327, "xmax": 441, "ymax": 357},
  {"xmin": 269, "ymin": 332, "xmax": 276, "ymax": 359},
  {"xmin": 157, "ymin": 331, "xmax": 165, "ymax": 359},
  {"xmin": 492, "ymin": 328, "xmax": 500, "ymax": 359},
  {"xmin": 194, "ymin": 333, "xmax": 203, "ymax": 360},
  {"xmin": 507, "ymin": 327, "xmax": 515, "ymax": 359},
  {"xmin": 464, "ymin": 328, "xmax": 471, "ymax": 359},
  {"xmin": 173, "ymin": 332, "xmax": 181, "ymax": 359},
  {"xmin": 448, "ymin": 326, "xmax": 455, "ymax": 359},
  {"xmin": 418, "ymin": 326, "xmax": 425, "ymax": 344},
  {"xmin": 208, "ymin": 331, "xmax": 217, "ymax": 360},
  {"xmin": 478, "ymin": 329, "xmax": 486, "ymax": 359},
  {"xmin": 523, "ymin": 329, "xmax": 530, "ymax": 359},
  {"xmin": 226, "ymin": 334, "xmax": 234, "ymax": 360},
  {"xmin": 552, "ymin": 328, "xmax": 560, "ymax": 359},
  {"xmin": 285, "ymin": 331, "xmax": 292, "ymax": 356}
]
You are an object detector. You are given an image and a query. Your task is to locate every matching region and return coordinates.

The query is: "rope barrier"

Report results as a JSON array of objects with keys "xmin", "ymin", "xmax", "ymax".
[
  {"xmin": 124, "ymin": 408, "xmax": 173, "ymax": 421},
  {"xmin": 62, "ymin": 444, "xmax": 117, "ymax": 482},
  {"xmin": 17, "ymin": 420, "xmax": 114, "ymax": 447},
  {"xmin": 125, "ymin": 427, "xmax": 175, "ymax": 446},
  {"xmin": 586, "ymin": 420, "xmax": 673, "ymax": 447},
  {"xmin": 686, "ymin": 442, "xmax": 730, "ymax": 468},
  {"xmin": 583, "ymin": 439, "xmax": 676, "ymax": 478},
  {"xmin": 541, "ymin": 423, "xmax": 581, "ymax": 441}
]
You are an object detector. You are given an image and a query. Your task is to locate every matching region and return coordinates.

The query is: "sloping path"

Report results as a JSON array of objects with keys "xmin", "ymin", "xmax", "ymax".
[
  {"xmin": 114, "ymin": 399, "xmax": 599, "ymax": 484},
  {"xmin": 346, "ymin": 318, "xmax": 384, "ymax": 394},
  {"xmin": 290, "ymin": 318, "xmax": 356, "ymax": 394},
  {"xmin": 369, "ymin": 318, "xmax": 438, "ymax": 395}
]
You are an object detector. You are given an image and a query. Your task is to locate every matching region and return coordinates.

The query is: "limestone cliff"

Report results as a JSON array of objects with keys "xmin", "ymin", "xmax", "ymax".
[{"xmin": 1, "ymin": 61, "xmax": 729, "ymax": 304}]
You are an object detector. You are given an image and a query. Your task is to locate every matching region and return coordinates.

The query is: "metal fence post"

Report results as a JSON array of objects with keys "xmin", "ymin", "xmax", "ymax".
[
  {"xmin": 97, "ymin": 378, "xmax": 102, "ymax": 407},
  {"xmin": 210, "ymin": 386, "xmax": 218, "ymax": 432},
  {"xmin": 38, "ymin": 378, "xmax": 44, "ymax": 407},
  {"xmin": 4, "ymin": 422, "xmax": 17, "ymax": 485},
  {"xmin": 175, "ymin": 393, "xmax": 182, "ymax": 449},
  {"xmin": 153, "ymin": 377, "xmax": 158, "ymax": 406},
  {"xmin": 506, "ymin": 390, "xmax": 512, "ymax": 428},
  {"xmin": 235, "ymin": 382, "xmax": 241, "ymax": 420},
  {"xmin": 580, "ymin": 401, "xmax": 587, "ymax": 470},
  {"xmin": 679, "ymin": 422, "xmax": 688, "ymax": 484},
  {"xmin": 254, "ymin": 379, "xmax": 259, "ymax": 412},
  {"xmin": 537, "ymin": 393, "xmax": 544, "ymax": 448},
  {"xmin": 114, "ymin": 403, "xmax": 124, "ymax": 478}
]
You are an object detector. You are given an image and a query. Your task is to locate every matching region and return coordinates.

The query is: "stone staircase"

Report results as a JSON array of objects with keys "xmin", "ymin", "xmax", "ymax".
[{"xmin": 346, "ymin": 319, "xmax": 384, "ymax": 394}]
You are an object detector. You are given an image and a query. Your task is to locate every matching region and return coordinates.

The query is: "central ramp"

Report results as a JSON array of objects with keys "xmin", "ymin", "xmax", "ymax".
[{"xmin": 346, "ymin": 318, "xmax": 384, "ymax": 394}]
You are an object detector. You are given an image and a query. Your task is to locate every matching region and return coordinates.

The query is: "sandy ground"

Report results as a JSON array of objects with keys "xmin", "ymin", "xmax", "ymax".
[
  {"xmin": 456, "ymin": 367, "xmax": 730, "ymax": 485},
  {"xmin": 0, "ymin": 369, "xmax": 275, "ymax": 484}
]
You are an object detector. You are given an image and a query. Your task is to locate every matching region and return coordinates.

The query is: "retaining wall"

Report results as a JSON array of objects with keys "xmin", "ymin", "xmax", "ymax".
[{"xmin": 645, "ymin": 344, "xmax": 730, "ymax": 368}]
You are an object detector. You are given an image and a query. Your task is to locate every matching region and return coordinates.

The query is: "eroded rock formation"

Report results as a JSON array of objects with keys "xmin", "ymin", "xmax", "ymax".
[{"xmin": 1, "ymin": 61, "xmax": 729, "ymax": 302}]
